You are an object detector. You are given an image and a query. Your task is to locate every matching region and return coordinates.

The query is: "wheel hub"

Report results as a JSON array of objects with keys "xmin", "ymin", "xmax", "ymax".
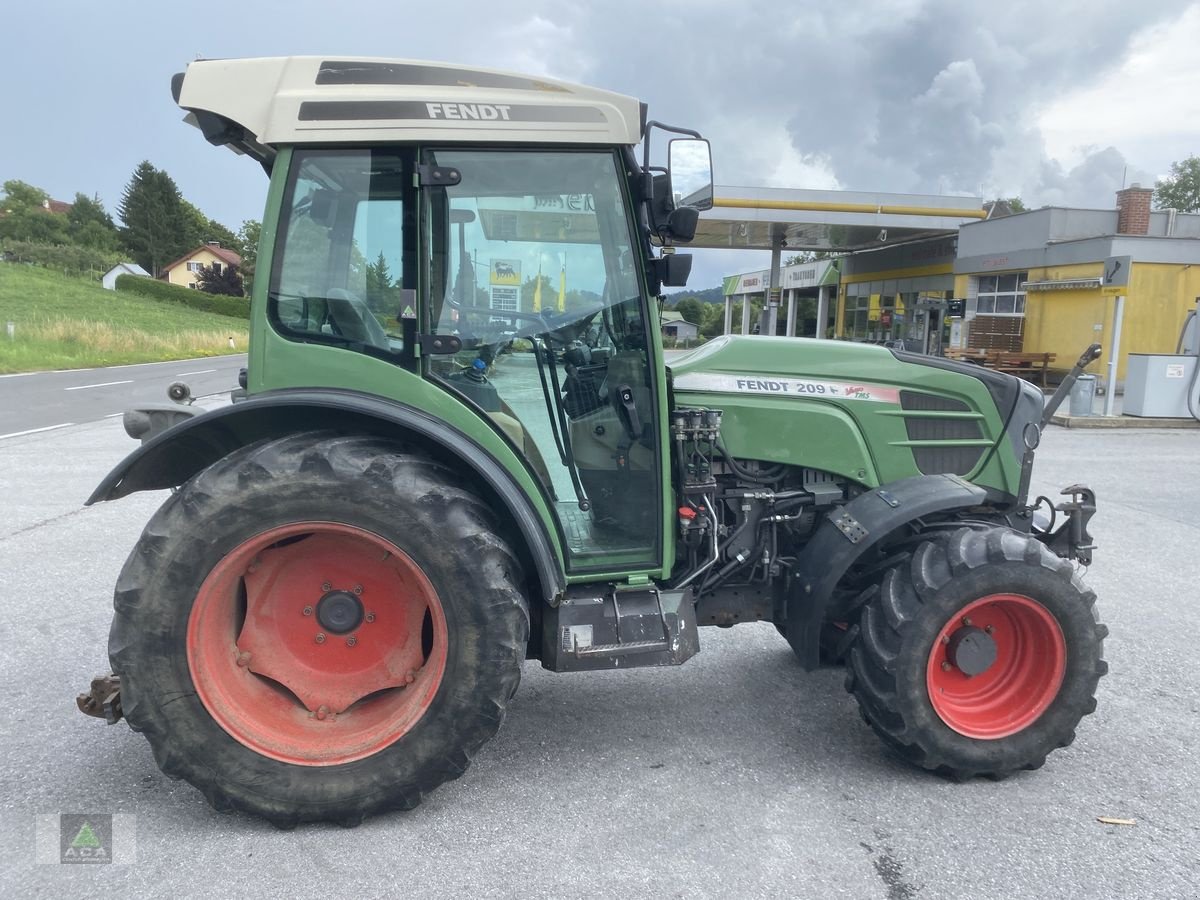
[
  {"xmin": 946, "ymin": 625, "xmax": 997, "ymax": 677},
  {"xmin": 186, "ymin": 522, "xmax": 449, "ymax": 765},
  {"xmin": 926, "ymin": 593, "xmax": 1067, "ymax": 740},
  {"xmin": 317, "ymin": 590, "xmax": 364, "ymax": 634}
]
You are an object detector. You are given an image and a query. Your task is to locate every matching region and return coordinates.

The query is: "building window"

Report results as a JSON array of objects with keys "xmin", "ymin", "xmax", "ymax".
[
  {"xmin": 211, "ymin": 262, "xmax": 222, "ymax": 275},
  {"xmin": 186, "ymin": 261, "xmax": 203, "ymax": 273},
  {"xmin": 188, "ymin": 283, "xmax": 198, "ymax": 290},
  {"xmin": 975, "ymin": 273, "xmax": 1027, "ymax": 316}
]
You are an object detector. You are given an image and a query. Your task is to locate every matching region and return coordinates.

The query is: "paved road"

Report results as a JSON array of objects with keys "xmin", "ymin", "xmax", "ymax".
[
  {"xmin": 0, "ymin": 411, "xmax": 1198, "ymax": 898},
  {"xmin": 0, "ymin": 355, "xmax": 246, "ymax": 438}
]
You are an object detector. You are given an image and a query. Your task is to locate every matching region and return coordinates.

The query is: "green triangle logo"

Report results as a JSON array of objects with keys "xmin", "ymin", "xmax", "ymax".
[{"xmin": 71, "ymin": 823, "xmax": 101, "ymax": 849}]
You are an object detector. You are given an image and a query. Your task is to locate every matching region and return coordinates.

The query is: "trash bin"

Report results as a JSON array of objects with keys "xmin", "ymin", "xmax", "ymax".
[{"xmin": 1069, "ymin": 373, "xmax": 1097, "ymax": 417}]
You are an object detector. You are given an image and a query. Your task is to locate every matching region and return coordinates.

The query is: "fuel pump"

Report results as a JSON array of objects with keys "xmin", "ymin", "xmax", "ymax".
[{"xmin": 1123, "ymin": 298, "xmax": 1200, "ymax": 420}]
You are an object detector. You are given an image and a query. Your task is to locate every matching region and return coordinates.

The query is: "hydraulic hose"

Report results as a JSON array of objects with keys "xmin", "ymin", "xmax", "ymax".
[
  {"xmin": 714, "ymin": 437, "xmax": 786, "ymax": 483},
  {"xmin": 1175, "ymin": 310, "xmax": 1200, "ymax": 422}
]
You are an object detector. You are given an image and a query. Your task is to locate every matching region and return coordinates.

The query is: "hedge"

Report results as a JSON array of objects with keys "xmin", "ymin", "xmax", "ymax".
[
  {"xmin": 0, "ymin": 240, "xmax": 123, "ymax": 280},
  {"xmin": 115, "ymin": 274, "xmax": 250, "ymax": 319}
]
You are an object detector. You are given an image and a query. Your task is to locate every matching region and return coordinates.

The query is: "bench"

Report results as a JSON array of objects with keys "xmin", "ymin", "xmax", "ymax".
[
  {"xmin": 987, "ymin": 351, "xmax": 1056, "ymax": 387},
  {"xmin": 945, "ymin": 349, "xmax": 1057, "ymax": 387}
]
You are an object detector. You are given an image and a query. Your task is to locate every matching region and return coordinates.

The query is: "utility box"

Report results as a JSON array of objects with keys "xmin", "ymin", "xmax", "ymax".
[
  {"xmin": 1069, "ymin": 374, "xmax": 1096, "ymax": 417},
  {"xmin": 1123, "ymin": 354, "xmax": 1198, "ymax": 418}
]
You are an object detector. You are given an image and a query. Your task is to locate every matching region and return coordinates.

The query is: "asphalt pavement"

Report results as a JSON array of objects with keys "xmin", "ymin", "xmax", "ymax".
[
  {"xmin": 0, "ymin": 355, "xmax": 246, "ymax": 437},
  {"xmin": 0, "ymin": 392, "xmax": 1198, "ymax": 898}
]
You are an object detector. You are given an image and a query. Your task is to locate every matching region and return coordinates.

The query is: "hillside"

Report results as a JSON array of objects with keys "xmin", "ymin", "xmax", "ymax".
[{"xmin": 0, "ymin": 263, "xmax": 248, "ymax": 373}]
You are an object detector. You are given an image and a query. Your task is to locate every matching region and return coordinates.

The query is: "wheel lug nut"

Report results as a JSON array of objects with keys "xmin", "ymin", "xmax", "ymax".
[
  {"xmin": 353, "ymin": 584, "xmax": 363, "ymax": 595},
  {"xmin": 236, "ymin": 651, "xmax": 252, "ymax": 667},
  {"xmin": 346, "ymin": 635, "xmax": 357, "ymax": 647},
  {"xmin": 365, "ymin": 613, "xmax": 375, "ymax": 624},
  {"xmin": 404, "ymin": 670, "xmax": 416, "ymax": 684},
  {"xmin": 316, "ymin": 705, "xmax": 329, "ymax": 721},
  {"xmin": 315, "ymin": 633, "xmax": 326, "ymax": 644},
  {"xmin": 985, "ymin": 625, "xmax": 994, "ymax": 634},
  {"xmin": 302, "ymin": 605, "xmax": 313, "ymax": 617},
  {"xmin": 941, "ymin": 635, "xmax": 950, "ymax": 645},
  {"xmin": 941, "ymin": 661, "xmax": 952, "ymax": 671},
  {"xmin": 962, "ymin": 617, "xmax": 973, "ymax": 627},
  {"xmin": 322, "ymin": 582, "xmax": 332, "ymax": 591}
]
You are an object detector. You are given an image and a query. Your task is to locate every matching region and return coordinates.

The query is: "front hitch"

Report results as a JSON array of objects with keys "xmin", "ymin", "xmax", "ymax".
[{"xmin": 1036, "ymin": 484, "xmax": 1097, "ymax": 565}]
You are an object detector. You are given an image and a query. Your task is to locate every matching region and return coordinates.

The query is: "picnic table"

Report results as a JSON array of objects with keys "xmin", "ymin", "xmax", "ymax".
[{"xmin": 945, "ymin": 349, "xmax": 1057, "ymax": 387}]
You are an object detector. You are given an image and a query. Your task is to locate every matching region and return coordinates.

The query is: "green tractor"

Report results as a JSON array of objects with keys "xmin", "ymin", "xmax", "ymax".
[{"xmin": 80, "ymin": 57, "xmax": 1106, "ymax": 827}]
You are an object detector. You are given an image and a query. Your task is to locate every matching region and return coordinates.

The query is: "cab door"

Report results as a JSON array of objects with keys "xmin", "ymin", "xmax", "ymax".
[{"xmin": 419, "ymin": 147, "xmax": 666, "ymax": 574}]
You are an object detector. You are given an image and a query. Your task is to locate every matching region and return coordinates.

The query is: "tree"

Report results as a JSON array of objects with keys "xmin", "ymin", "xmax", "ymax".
[
  {"xmin": 1, "ymin": 179, "xmax": 50, "ymax": 212},
  {"xmin": 983, "ymin": 197, "xmax": 1026, "ymax": 217},
  {"xmin": 68, "ymin": 193, "xmax": 120, "ymax": 252},
  {"xmin": 672, "ymin": 296, "xmax": 706, "ymax": 325},
  {"xmin": 1154, "ymin": 156, "xmax": 1200, "ymax": 212},
  {"xmin": 237, "ymin": 219, "xmax": 261, "ymax": 294},
  {"xmin": 784, "ymin": 250, "xmax": 832, "ymax": 265},
  {"xmin": 364, "ymin": 252, "xmax": 400, "ymax": 312},
  {"xmin": 195, "ymin": 262, "xmax": 244, "ymax": 296},
  {"xmin": 118, "ymin": 161, "xmax": 189, "ymax": 275},
  {"xmin": 0, "ymin": 179, "xmax": 70, "ymax": 245}
]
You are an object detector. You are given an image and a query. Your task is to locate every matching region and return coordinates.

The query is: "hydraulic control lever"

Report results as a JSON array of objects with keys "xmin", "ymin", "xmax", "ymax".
[{"xmin": 1041, "ymin": 342, "xmax": 1102, "ymax": 428}]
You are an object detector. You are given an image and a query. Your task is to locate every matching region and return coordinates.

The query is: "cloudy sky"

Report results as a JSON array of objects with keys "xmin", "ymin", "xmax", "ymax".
[{"xmin": 4, "ymin": 1, "xmax": 1200, "ymax": 289}]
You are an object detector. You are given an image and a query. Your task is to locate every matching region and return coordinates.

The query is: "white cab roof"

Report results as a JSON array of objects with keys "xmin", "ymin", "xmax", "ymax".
[{"xmin": 175, "ymin": 57, "xmax": 645, "ymax": 153}]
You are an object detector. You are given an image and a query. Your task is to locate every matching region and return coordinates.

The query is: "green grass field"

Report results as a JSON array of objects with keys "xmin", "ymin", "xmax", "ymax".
[{"xmin": 0, "ymin": 263, "xmax": 249, "ymax": 373}]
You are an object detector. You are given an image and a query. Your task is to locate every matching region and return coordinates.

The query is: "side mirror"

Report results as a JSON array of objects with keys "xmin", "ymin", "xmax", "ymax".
[
  {"xmin": 648, "ymin": 253, "xmax": 693, "ymax": 295},
  {"xmin": 668, "ymin": 138, "xmax": 713, "ymax": 212}
]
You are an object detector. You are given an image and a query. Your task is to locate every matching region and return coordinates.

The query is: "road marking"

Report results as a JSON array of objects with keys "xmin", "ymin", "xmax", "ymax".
[
  {"xmin": 174, "ymin": 369, "xmax": 217, "ymax": 377},
  {"xmin": 64, "ymin": 380, "xmax": 134, "ymax": 391},
  {"xmin": 0, "ymin": 423, "xmax": 75, "ymax": 439},
  {"xmin": 0, "ymin": 354, "xmax": 247, "ymax": 377},
  {"xmin": 104, "ymin": 412, "xmax": 124, "ymax": 418}
]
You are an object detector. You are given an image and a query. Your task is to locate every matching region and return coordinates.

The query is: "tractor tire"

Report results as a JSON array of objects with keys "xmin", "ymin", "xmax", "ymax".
[
  {"xmin": 108, "ymin": 432, "xmax": 529, "ymax": 827},
  {"xmin": 845, "ymin": 526, "xmax": 1107, "ymax": 779}
]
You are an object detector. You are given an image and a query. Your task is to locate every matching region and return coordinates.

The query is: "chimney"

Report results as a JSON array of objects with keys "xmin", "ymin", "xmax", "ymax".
[
  {"xmin": 1116, "ymin": 184, "xmax": 1153, "ymax": 235},
  {"xmin": 205, "ymin": 240, "xmax": 221, "ymax": 248}
]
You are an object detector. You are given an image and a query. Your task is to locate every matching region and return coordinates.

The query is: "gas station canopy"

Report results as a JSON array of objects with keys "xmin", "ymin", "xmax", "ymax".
[{"xmin": 691, "ymin": 185, "xmax": 986, "ymax": 252}]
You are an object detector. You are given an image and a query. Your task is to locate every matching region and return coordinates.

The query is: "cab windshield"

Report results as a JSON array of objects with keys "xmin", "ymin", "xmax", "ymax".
[{"xmin": 424, "ymin": 149, "xmax": 660, "ymax": 571}]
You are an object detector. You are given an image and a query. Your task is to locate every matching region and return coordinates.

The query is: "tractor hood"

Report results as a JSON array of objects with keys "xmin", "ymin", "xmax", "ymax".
[{"xmin": 667, "ymin": 335, "xmax": 1033, "ymax": 499}]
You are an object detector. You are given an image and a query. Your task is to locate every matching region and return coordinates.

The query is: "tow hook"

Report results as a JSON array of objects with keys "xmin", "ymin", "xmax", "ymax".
[{"xmin": 76, "ymin": 674, "xmax": 123, "ymax": 724}]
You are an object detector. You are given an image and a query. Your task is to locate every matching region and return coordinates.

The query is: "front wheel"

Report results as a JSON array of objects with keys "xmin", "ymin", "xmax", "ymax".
[
  {"xmin": 846, "ymin": 527, "xmax": 1107, "ymax": 778},
  {"xmin": 109, "ymin": 433, "xmax": 529, "ymax": 826}
]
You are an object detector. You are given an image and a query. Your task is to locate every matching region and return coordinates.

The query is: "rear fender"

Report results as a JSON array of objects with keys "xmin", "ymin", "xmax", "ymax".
[
  {"xmin": 783, "ymin": 473, "xmax": 987, "ymax": 669},
  {"xmin": 88, "ymin": 389, "xmax": 566, "ymax": 606}
]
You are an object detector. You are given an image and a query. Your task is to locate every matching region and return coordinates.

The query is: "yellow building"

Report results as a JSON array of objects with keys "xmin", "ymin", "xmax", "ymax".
[
  {"xmin": 953, "ymin": 187, "xmax": 1200, "ymax": 381},
  {"xmin": 160, "ymin": 241, "xmax": 242, "ymax": 289}
]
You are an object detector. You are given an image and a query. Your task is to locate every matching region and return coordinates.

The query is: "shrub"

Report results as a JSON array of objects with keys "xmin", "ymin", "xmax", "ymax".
[
  {"xmin": 0, "ymin": 240, "xmax": 122, "ymax": 279},
  {"xmin": 115, "ymin": 274, "xmax": 250, "ymax": 319}
]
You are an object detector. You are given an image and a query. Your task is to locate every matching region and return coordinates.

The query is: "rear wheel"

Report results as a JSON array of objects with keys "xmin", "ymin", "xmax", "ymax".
[
  {"xmin": 109, "ymin": 432, "xmax": 529, "ymax": 826},
  {"xmin": 846, "ymin": 527, "xmax": 1106, "ymax": 778}
]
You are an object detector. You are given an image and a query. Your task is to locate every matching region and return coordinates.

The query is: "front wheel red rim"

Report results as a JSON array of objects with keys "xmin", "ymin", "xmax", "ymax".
[
  {"xmin": 926, "ymin": 593, "xmax": 1066, "ymax": 740},
  {"xmin": 187, "ymin": 522, "xmax": 448, "ymax": 766}
]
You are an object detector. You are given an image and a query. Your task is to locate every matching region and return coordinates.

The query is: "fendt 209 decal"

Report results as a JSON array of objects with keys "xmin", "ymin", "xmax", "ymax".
[{"xmin": 672, "ymin": 372, "xmax": 901, "ymax": 404}]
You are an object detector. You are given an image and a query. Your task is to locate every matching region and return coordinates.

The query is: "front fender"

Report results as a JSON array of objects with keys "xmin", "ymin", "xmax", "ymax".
[
  {"xmin": 88, "ymin": 389, "xmax": 566, "ymax": 606},
  {"xmin": 782, "ymin": 473, "xmax": 987, "ymax": 669}
]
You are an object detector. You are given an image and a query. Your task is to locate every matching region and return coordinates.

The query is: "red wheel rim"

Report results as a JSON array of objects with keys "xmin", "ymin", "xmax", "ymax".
[
  {"xmin": 926, "ymin": 593, "xmax": 1066, "ymax": 740},
  {"xmin": 187, "ymin": 522, "xmax": 448, "ymax": 765}
]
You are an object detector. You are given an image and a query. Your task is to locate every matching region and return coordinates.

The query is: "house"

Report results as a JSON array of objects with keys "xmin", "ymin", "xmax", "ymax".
[
  {"xmin": 661, "ymin": 310, "xmax": 700, "ymax": 343},
  {"xmin": 101, "ymin": 262, "xmax": 151, "ymax": 290},
  {"xmin": 160, "ymin": 241, "xmax": 242, "ymax": 289}
]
